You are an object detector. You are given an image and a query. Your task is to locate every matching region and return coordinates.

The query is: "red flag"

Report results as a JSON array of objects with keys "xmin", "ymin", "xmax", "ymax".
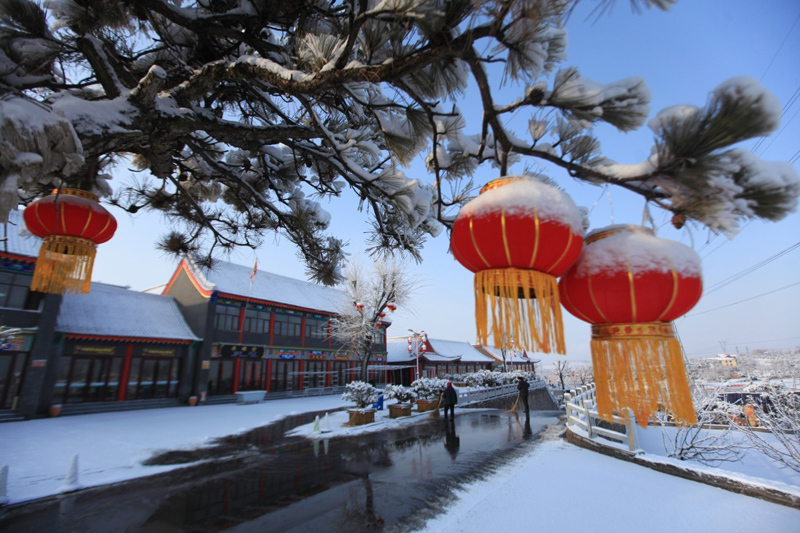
[{"xmin": 250, "ymin": 259, "xmax": 258, "ymax": 285}]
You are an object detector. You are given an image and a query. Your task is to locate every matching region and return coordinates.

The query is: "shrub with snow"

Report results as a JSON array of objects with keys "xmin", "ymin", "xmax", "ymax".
[
  {"xmin": 384, "ymin": 384, "xmax": 415, "ymax": 404},
  {"xmin": 410, "ymin": 378, "xmax": 448, "ymax": 400},
  {"xmin": 342, "ymin": 381, "xmax": 378, "ymax": 409}
]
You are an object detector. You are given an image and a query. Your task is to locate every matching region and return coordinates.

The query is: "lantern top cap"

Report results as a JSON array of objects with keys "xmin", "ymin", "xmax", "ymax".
[
  {"xmin": 585, "ymin": 224, "xmax": 654, "ymax": 244},
  {"xmin": 50, "ymin": 188, "xmax": 100, "ymax": 202}
]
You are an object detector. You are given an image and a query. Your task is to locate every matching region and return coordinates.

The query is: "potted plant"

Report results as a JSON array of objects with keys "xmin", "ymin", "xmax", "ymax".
[
  {"xmin": 49, "ymin": 404, "xmax": 62, "ymax": 417},
  {"xmin": 341, "ymin": 381, "xmax": 378, "ymax": 425},
  {"xmin": 410, "ymin": 378, "xmax": 447, "ymax": 412},
  {"xmin": 384, "ymin": 384, "xmax": 414, "ymax": 418}
]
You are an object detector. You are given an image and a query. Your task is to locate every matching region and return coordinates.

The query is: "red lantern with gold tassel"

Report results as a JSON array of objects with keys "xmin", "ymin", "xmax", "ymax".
[
  {"xmin": 451, "ymin": 176, "xmax": 583, "ymax": 353},
  {"xmin": 558, "ymin": 225, "xmax": 702, "ymax": 426},
  {"xmin": 23, "ymin": 188, "xmax": 117, "ymax": 294}
]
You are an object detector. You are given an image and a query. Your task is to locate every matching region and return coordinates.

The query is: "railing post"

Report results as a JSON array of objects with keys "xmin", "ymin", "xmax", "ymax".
[
  {"xmin": 563, "ymin": 392, "xmax": 572, "ymax": 427},
  {"xmin": 626, "ymin": 407, "xmax": 640, "ymax": 451},
  {"xmin": 581, "ymin": 398, "xmax": 593, "ymax": 439}
]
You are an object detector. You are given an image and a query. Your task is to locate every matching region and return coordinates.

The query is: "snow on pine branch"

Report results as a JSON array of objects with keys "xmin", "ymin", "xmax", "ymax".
[{"xmin": 0, "ymin": 0, "xmax": 796, "ymax": 277}]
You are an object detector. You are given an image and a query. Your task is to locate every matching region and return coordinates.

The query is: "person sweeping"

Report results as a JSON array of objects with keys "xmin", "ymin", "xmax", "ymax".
[
  {"xmin": 517, "ymin": 376, "xmax": 530, "ymax": 415},
  {"xmin": 442, "ymin": 382, "xmax": 458, "ymax": 420}
]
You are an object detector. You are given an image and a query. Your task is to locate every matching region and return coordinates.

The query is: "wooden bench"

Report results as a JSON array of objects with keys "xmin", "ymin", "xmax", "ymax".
[{"xmin": 235, "ymin": 391, "xmax": 265, "ymax": 404}]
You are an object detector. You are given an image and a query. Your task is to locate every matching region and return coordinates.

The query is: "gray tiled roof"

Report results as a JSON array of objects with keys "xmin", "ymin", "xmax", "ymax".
[
  {"xmin": 1, "ymin": 209, "xmax": 41, "ymax": 258},
  {"xmin": 57, "ymin": 282, "xmax": 199, "ymax": 340},
  {"xmin": 188, "ymin": 257, "xmax": 345, "ymax": 314}
]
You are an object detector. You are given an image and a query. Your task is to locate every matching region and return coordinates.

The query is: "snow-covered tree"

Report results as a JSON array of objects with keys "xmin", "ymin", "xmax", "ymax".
[
  {"xmin": 331, "ymin": 255, "xmax": 417, "ymax": 382},
  {"xmin": 1, "ymin": 0, "xmax": 798, "ymax": 283},
  {"xmin": 553, "ymin": 359, "xmax": 572, "ymax": 390},
  {"xmin": 341, "ymin": 380, "xmax": 378, "ymax": 408}
]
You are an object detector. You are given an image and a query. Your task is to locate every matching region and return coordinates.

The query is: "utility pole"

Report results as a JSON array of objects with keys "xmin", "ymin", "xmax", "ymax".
[{"xmin": 407, "ymin": 329, "xmax": 427, "ymax": 382}]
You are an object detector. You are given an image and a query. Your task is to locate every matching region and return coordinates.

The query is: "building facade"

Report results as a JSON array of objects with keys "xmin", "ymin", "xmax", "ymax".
[{"xmin": 163, "ymin": 257, "xmax": 390, "ymax": 399}]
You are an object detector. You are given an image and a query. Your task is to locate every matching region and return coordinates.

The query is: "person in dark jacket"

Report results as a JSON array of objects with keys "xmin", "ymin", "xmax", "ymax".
[
  {"xmin": 517, "ymin": 376, "xmax": 530, "ymax": 414},
  {"xmin": 442, "ymin": 382, "xmax": 458, "ymax": 420}
]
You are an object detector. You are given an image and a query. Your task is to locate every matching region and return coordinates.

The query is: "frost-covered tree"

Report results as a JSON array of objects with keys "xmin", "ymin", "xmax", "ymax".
[
  {"xmin": 1, "ymin": 0, "xmax": 798, "ymax": 283},
  {"xmin": 331, "ymin": 255, "xmax": 417, "ymax": 382}
]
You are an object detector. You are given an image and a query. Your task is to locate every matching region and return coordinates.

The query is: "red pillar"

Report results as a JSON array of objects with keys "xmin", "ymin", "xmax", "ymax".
[
  {"xmin": 265, "ymin": 358, "xmax": 272, "ymax": 394},
  {"xmin": 298, "ymin": 359, "xmax": 304, "ymax": 391},
  {"xmin": 237, "ymin": 306, "xmax": 246, "ymax": 344},
  {"xmin": 233, "ymin": 358, "xmax": 241, "ymax": 393},
  {"xmin": 117, "ymin": 343, "xmax": 134, "ymax": 402},
  {"xmin": 326, "ymin": 360, "xmax": 331, "ymax": 387}
]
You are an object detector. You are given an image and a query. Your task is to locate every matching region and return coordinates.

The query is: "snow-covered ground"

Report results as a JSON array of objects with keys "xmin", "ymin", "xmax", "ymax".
[{"xmin": 1, "ymin": 397, "xmax": 799, "ymax": 531}]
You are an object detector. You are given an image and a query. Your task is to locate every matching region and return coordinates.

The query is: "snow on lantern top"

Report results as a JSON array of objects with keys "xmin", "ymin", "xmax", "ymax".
[
  {"xmin": 576, "ymin": 224, "xmax": 702, "ymax": 278},
  {"xmin": 451, "ymin": 177, "xmax": 583, "ymax": 277},
  {"xmin": 459, "ymin": 176, "xmax": 584, "ymax": 234}
]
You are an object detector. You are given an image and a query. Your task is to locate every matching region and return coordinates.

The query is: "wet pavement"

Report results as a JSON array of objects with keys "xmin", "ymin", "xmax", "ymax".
[{"xmin": 0, "ymin": 409, "xmax": 563, "ymax": 532}]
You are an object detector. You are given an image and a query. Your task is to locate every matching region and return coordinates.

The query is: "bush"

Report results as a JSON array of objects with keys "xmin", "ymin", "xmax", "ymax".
[
  {"xmin": 410, "ymin": 377, "xmax": 448, "ymax": 400},
  {"xmin": 384, "ymin": 384, "xmax": 415, "ymax": 404},
  {"xmin": 342, "ymin": 381, "xmax": 378, "ymax": 408}
]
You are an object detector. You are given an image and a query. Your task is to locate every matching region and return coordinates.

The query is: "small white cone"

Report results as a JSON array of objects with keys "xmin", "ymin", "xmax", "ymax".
[
  {"xmin": 321, "ymin": 412, "xmax": 332, "ymax": 433},
  {"xmin": 59, "ymin": 454, "xmax": 82, "ymax": 494},
  {"xmin": 312, "ymin": 415, "xmax": 320, "ymax": 434},
  {"xmin": 0, "ymin": 465, "xmax": 9, "ymax": 505}
]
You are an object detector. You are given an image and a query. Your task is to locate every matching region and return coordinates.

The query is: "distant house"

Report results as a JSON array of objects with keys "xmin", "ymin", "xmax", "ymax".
[
  {"xmin": 710, "ymin": 353, "xmax": 738, "ymax": 368},
  {"xmin": 163, "ymin": 256, "xmax": 390, "ymax": 397}
]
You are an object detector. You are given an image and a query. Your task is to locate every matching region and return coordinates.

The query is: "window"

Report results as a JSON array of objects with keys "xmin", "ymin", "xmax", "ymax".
[
  {"xmin": 273, "ymin": 314, "xmax": 302, "ymax": 337},
  {"xmin": 244, "ymin": 309, "xmax": 271, "ymax": 334},
  {"xmin": 304, "ymin": 318, "xmax": 329, "ymax": 340},
  {"xmin": 214, "ymin": 305, "xmax": 241, "ymax": 331},
  {"xmin": 0, "ymin": 271, "xmax": 30, "ymax": 309},
  {"xmin": 371, "ymin": 328, "xmax": 385, "ymax": 345}
]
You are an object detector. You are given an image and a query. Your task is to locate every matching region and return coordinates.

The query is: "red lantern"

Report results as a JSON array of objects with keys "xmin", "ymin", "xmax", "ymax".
[
  {"xmin": 451, "ymin": 176, "xmax": 583, "ymax": 353},
  {"xmin": 386, "ymin": 303, "xmax": 397, "ymax": 312},
  {"xmin": 559, "ymin": 225, "xmax": 702, "ymax": 426},
  {"xmin": 23, "ymin": 188, "xmax": 117, "ymax": 294}
]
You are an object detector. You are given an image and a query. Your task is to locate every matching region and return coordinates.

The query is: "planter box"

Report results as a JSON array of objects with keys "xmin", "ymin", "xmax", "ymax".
[
  {"xmin": 348, "ymin": 408, "xmax": 376, "ymax": 426},
  {"xmin": 417, "ymin": 398, "xmax": 440, "ymax": 412},
  {"xmin": 388, "ymin": 403, "xmax": 412, "ymax": 418}
]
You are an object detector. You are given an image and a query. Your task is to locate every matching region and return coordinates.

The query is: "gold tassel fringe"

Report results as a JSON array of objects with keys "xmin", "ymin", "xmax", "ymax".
[
  {"xmin": 474, "ymin": 268, "xmax": 565, "ymax": 354},
  {"xmin": 31, "ymin": 236, "xmax": 96, "ymax": 295},
  {"xmin": 591, "ymin": 322, "xmax": 696, "ymax": 427}
]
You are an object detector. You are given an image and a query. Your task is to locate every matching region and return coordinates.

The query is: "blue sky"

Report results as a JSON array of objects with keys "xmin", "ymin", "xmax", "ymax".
[{"xmin": 90, "ymin": 0, "xmax": 800, "ymax": 362}]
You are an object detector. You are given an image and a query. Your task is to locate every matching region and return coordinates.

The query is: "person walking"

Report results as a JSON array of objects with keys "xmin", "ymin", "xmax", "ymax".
[
  {"xmin": 442, "ymin": 382, "xmax": 458, "ymax": 420},
  {"xmin": 517, "ymin": 376, "xmax": 530, "ymax": 414}
]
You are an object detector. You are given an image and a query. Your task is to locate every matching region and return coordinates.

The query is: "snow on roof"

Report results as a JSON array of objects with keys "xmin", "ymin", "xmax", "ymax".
[
  {"xmin": 386, "ymin": 337, "xmax": 496, "ymax": 364},
  {"xmin": 477, "ymin": 345, "xmax": 543, "ymax": 364},
  {"xmin": 1, "ymin": 209, "xmax": 41, "ymax": 259},
  {"xmin": 187, "ymin": 257, "xmax": 345, "ymax": 314},
  {"xmin": 426, "ymin": 338, "xmax": 495, "ymax": 363},
  {"xmin": 386, "ymin": 339, "xmax": 415, "ymax": 363},
  {"xmin": 57, "ymin": 283, "xmax": 199, "ymax": 340}
]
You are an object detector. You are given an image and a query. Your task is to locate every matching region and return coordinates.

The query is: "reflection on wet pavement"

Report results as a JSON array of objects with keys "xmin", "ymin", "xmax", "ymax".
[{"xmin": 0, "ymin": 410, "xmax": 563, "ymax": 533}]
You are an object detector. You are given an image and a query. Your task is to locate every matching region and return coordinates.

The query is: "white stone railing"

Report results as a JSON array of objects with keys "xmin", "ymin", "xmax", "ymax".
[{"xmin": 564, "ymin": 383, "xmax": 640, "ymax": 452}]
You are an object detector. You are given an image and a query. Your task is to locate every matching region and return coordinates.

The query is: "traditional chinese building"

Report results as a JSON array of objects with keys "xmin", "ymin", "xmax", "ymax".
[
  {"xmin": 0, "ymin": 210, "xmax": 63, "ymax": 420},
  {"xmin": 51, "ymin": 282, "xmax": 199, "ymax": 412},
  {"xmin": 473, "ymin": 345, "xmax": 540, "ymax": 373},
  {"xmin": 386, "ymin": 337, "xmax": 496, "ymax": 385},
  {"xmin": 163, "ymin": 257, "xmax": 389, "ymax": 399}
]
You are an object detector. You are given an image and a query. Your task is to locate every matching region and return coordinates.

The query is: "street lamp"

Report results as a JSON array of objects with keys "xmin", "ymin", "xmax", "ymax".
[{"xmin": 408, "ymin": 329, "xmax": 427, "ymax": 382}]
